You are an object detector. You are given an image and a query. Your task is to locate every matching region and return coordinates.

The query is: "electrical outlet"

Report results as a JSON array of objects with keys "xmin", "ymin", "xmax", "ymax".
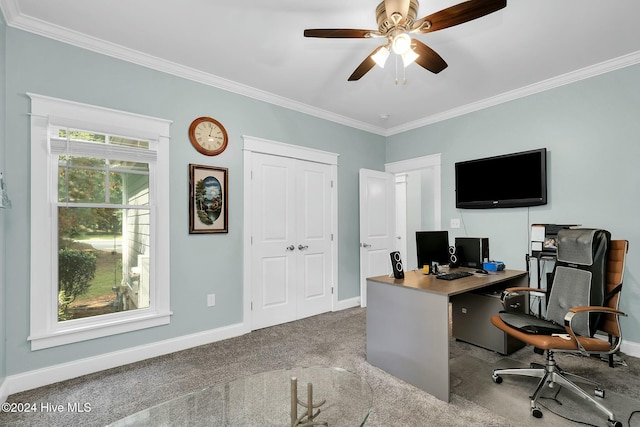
[
  {"xmin": 450, "ymin": 218, "xmax": 461, "ymax": 229},
  {"xmin": 207, "ymin": 294, "xmax": 216, "ymax": 307}
]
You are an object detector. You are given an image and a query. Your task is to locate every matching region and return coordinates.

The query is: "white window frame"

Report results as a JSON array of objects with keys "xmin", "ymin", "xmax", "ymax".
[{"xmin": 28, "ymin": 93, "xmax": 172, "ymax": 350}]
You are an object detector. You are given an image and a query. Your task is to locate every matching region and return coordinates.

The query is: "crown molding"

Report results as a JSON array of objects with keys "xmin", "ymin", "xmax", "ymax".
[
  {"xmin": 387, "ymin": 50, "xmax": 640, "ymax": 136},
  {"xmin": 2, "ymin": 0, "xmax": 639, "ymax": 138},
  {"xmin": 0, "ymin": 0, "xmax": 18, "ymax": 23},
  {"xmin": 0, "ymin": 0, "xmax": 387, "ymax": 136}
]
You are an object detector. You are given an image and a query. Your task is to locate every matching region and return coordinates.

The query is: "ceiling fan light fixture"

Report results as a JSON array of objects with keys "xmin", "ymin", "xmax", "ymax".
[
  {"xmin": 401, "ymin": 48, "xmax": 419, "ymax": 67},
  {"xmin": 372, "ymin": 46, "xmax": 390, "ymax": 68},
  {"xmin": 391, "ymin": 33, "xmax": 411, "ymax": 55},
  {"xmin": 305, "ymin": 0, "xmax": 504, "ymax": 81}
]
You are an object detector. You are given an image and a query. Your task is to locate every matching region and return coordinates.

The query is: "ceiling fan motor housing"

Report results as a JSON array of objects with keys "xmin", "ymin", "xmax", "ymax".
[{"xmin": 376, "ymin": 0, "xmax": 420, "ymax": 34}]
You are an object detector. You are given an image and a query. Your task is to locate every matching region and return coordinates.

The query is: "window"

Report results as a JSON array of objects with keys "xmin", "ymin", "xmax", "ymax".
[{"xmin": 28, "ymin": 94, "xmax": 171, "ymax": 350}]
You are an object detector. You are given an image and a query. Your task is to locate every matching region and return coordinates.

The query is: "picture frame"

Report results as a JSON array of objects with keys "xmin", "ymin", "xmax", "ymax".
[{"xmin": 189, "ymin": 164, "xmax": 228, "ymax": 234}]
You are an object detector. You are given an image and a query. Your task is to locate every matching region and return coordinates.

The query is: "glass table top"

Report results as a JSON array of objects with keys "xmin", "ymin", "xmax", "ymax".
[{"xmin": 109, "ymin": 366, "xmax": 373, "ymax": 427}]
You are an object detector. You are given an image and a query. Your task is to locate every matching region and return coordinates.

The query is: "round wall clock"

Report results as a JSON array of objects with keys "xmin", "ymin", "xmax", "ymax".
[{"xmin": 188, "ymin": 116, "xmax": 228, "ymax": 156}]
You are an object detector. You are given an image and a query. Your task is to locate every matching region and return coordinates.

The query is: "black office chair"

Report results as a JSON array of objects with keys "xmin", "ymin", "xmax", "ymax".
[{"xmin": 490, "ymin": 229, "xmax": 628, "ymax": 427}]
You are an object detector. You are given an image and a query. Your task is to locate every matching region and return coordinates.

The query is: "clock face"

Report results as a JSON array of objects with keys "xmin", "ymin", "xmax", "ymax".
[{"xmin": 189, "ymin": 117, "xmax": 228, "ymax": 156}]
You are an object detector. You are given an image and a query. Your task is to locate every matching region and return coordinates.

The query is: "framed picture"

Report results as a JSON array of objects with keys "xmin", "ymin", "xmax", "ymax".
[{"xmin": 189, "ymin": 164, "xmax": 228, "ymax": 234}]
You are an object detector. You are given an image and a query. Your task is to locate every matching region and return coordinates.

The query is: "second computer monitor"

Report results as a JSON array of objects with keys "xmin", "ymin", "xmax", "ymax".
[{"xmin": 416, "ymin": 230, "xmax": 450, "ymax": 269}]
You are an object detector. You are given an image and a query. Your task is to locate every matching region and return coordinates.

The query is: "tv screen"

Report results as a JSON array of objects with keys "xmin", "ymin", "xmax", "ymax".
[
  {"xmin": 455, "ymin": 148, "xmax": 547, "ymax": 209},
  {"xmin": 416, "ymin": 231, "xmax": 450, "ymax": 268}
]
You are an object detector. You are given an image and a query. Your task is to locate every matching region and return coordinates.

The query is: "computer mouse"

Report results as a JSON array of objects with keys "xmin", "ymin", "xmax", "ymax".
[{"xmin": 475, "ymin": 269, "xmax": 489, "ymax": 274}]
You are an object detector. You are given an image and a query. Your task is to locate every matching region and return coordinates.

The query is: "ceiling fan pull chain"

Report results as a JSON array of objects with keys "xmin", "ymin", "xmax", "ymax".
[
  {"xmin": 395, "ymin": 55, "xmax": 399, "ymax": 85},
  {"xmin": 394, "ymin": 55, "xmax": 408, "ymax": 85}
]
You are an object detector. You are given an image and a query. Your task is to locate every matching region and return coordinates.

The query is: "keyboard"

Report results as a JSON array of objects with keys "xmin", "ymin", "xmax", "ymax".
[{"xmin": 436, "ymin": 271, "xmax": 474, "ymax": 281}]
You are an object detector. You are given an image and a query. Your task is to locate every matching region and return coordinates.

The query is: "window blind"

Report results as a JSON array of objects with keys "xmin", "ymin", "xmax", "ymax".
[{"xmin": 49, "ymin": 137, "xmax": 157, "ymax": 163}]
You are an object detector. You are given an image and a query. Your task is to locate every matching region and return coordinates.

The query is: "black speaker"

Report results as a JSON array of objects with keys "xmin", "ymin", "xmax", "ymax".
[
  {"xmin": 390, "ymin": 251, "xmax": 404, "ymax": 279},
  {"xmin": 448, "ymin": 245, "xmax": 460, "ymax": 268}
]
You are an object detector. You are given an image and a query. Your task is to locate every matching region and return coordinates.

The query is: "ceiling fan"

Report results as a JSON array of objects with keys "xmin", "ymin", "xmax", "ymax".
[{"xmin": 304, "ymin": 0, "xmax": 507, "ymax": 81}]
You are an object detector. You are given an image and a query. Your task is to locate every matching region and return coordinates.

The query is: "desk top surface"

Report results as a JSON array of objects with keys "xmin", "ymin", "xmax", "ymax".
[{"xmin": 367, "ymin": 268, "xmax": 528, "ymax": 297}]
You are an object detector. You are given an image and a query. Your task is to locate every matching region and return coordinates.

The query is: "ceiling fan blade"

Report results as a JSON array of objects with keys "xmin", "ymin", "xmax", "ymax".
[
  {"xmin": 412, "ymin": 40, "xmax": 448, "ymax": 74},
  {"xmin": 384, "ymin": 0, "xmax": 411, "ymax": 24},
  {"xmin": 412, "ymin": 0, "xmax": 506, "ymax": 34},
  {"xmin": 348, "ymin": 46, "xmax": 385, "ymax": 81},
  {"xmin": 304, "ymin": 28, "xmax": 377, "ymax": 39}
]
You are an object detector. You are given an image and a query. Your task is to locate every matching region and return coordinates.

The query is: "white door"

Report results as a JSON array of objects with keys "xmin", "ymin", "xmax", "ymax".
[
  {"xmin": 395, "ymin": 174, "xmax": 408, "ymax": 267},
  {"xmin": 251, "ymin": 153, "xmax": 332, "ymax": 329},
  {"xmin": 251, "ymin": 154, "xmax": 297, "ymax": 328},
  {"xmin": 295, "ymin": 160, "xmax": 333, "ymax": 319},
  {"xmin": 359, "ymin": 169, "xmax": 396, "ymax": 307}
]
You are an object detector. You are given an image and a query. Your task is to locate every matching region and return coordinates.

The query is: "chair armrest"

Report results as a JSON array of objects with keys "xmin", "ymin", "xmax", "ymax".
[
  {"xmin": 500, "ymin": 288, "xmax": 547, "ymax": 314},
  {"xmin": 503, "ymin": 287, "xmax": 547, "ymax": 294},
  {"xmin": 568, "ymin": 306, "xmax": 626, "ymax": 316},
  {"xmin": 501, "ymin": 287, "xmax": 546, "ymax": 301},
  {"xmin": 564, "ymin": 306, "xmax": 627, "ymax": 354}
]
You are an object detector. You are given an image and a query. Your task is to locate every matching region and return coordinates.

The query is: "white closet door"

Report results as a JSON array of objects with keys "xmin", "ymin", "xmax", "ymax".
[
  {"xmin": 251, "ymin": 154, "xmax": 333, "ymax": 329},
  {"xmin": 295, "ymin": 160, "xmax": 333, "ymax": 319},
  {"xmin": 251, "ymin": 154, "xmax": 297, "ymax": 329}
]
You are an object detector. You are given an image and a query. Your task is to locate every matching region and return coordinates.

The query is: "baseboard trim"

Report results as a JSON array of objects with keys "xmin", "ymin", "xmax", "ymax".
[
  {"xmin": 0, "ymin": 376, "xmax": 9, "ymax": 405},
  {"xmin": 621, "ymin": 339, "xmax": 640, "ymax": 358},
  {"xmin": 335, "ymin": 296, "xmax": 360, "ymax": 311},
  {"xmin": 2, "ymin": 321, "xmax": 250, "ymax": 398}
]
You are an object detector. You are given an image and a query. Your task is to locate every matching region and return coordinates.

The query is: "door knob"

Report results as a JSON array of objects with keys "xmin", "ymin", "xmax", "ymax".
[
  {"xmin": 286, "ymin": 245, "xmax": 295, "ymax": 251},
  {"xmin": 298, "ymin": 245, "xmax": 309, "ymax": 250},
  {"xmin": 361, "ymin": 243, "xmax": 371, "ymax": 248}
]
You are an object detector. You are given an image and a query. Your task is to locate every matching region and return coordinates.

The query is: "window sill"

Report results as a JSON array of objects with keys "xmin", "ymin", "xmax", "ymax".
[{"xmin": 28, "ymin": 310, "xmax": 172, "ymax": 351}]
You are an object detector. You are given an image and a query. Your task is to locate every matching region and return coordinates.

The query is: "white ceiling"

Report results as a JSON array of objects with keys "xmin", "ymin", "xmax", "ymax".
[{"xmin": 2, "ymin": 0, "xmax": 640, "ymax": 135}]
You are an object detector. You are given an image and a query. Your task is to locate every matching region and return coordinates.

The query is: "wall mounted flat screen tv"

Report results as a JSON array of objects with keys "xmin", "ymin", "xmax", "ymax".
[{"xmin": 455, "ymin": 148, "xmax": 547, "ymax": 209}]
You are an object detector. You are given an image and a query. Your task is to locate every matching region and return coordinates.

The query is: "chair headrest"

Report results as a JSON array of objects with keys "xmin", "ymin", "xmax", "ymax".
[{"xmin": 557, "ymin": 228, "xmax": 610, "ymax": 265}]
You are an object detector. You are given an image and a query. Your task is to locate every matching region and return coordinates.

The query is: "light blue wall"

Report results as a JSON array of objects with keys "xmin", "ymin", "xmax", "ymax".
[
  {"xmin": 3, "ymin": 27, "xmax": 385, "ymax": 376},
  {"xmin": 4, "ymin": 15, "xmax": 639, "ymax": 381},
  {"xmin": 0, "ymin": 13, "xmax": 7, "ymax": 384},
  {"xmin": 387, "ymin": 65, "xmax": 640, "ymax": 343}
]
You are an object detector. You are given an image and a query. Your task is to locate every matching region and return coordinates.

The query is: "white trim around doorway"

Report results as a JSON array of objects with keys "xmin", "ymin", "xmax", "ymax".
[{"xmin": 385, "ymin": 153, "xmax": 442, "ymax": 231}]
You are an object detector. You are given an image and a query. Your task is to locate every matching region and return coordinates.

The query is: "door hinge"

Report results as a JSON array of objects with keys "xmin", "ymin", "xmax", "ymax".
[
  {"xmin": 331, "ymin": 287, "xmax": 334, "ymax": 294},
  {"xmin": 251, "ymin": 302, "xmax": 253, "ymax": 310},
  {"xmin": 331, "ymin": 233, "xmax": 334, "ymax": 241},
  {"xmin": 331, "ymin": 180, "xmax": 334, "ymax": 188}
]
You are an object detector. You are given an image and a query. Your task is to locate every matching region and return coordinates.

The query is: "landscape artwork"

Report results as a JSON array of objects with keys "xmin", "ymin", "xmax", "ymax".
[{"xmin": 189, "ymin": 164, "xmax": 228, "ymax": 234}]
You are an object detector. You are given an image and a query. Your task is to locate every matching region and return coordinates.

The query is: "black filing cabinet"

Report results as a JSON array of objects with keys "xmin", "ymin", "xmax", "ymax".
[{"xmin": 451, "ymin": 289, "xmax": 526, "ymax": 355}]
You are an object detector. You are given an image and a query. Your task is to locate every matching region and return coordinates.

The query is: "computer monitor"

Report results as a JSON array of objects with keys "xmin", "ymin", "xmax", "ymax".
[{"xmin": 416, "ymin": 231, "xmax": 450, "ymax": 269}]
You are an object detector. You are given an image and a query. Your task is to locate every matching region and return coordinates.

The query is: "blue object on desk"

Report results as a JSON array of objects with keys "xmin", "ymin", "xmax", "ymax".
[{"xmin": 483, "ymin": 261, "xmax": 505, "ymax": 271}]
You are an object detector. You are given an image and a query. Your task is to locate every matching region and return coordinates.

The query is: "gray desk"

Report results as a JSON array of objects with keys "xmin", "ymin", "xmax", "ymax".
[{"xmin": 366, "ymin": 268, "xmax": 528, "ymax": 402}]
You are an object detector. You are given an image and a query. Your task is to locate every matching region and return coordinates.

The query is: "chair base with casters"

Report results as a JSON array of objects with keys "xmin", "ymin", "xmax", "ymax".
[
  {"xmin": 490, "ymin": 236, "xmax": 628, "ymax": 427},
  {"xmin": 492, "ymin": 350, "xmax": 620, "ymax": 427}
]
